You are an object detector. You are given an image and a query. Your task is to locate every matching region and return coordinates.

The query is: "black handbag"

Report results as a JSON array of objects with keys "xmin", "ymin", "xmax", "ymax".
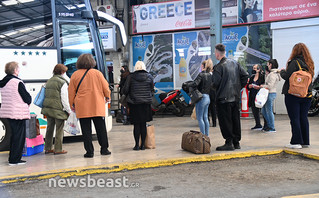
[
  {"xmin": 189, "ymin": 88, "xmax": 203, "ymax": 104},
  {"xmin": 119, "ymin": 94, "xmax": 128, "ymax": 107}
]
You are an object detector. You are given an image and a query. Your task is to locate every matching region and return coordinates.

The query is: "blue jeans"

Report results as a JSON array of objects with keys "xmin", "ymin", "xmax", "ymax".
[
  {"xmin": 196, "ymin": 94, "xmax": 210, "ymax": 136},
  {"xmin": 261, "ymin": 93, "xmax": 276, "ymax": 130}
]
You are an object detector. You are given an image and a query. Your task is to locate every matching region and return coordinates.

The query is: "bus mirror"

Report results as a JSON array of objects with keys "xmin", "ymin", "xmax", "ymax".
[{"xmin": 94, "ymin": 11, "xmax": 127, "ymax": 47}]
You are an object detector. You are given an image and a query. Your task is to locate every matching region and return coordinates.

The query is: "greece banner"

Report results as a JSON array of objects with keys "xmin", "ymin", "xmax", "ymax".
[{"xmin": 132, "ymin": 0, "xmax": 195, "ymax": 34}]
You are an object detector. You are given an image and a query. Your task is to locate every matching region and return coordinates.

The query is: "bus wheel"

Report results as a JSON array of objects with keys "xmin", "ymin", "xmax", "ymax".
[{"xmin": 0, "ymin": 118, "xmax": 11, "ymax": 151}]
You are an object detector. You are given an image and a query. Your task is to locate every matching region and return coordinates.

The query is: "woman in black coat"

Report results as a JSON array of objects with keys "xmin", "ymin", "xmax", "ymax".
[
  {"xmin": 122, "ymin": 61, "xmax": 154, "ymax": 150},
  {"xmin": 247, "ymin": 64, "xmax": 265, "ymax": 130},
  {"xmin": 119, "ymin": 66, "xmax": 130, "ymax": 125}
]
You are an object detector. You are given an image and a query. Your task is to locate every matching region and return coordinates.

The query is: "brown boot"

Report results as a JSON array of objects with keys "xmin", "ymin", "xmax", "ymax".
[
  {"xmin": 54, "ymin": 150, "xmax": 68, "ymax": 155},
  {"xmin": 45, "ymin": 150, "xmax": 54, "ymax": 154}
]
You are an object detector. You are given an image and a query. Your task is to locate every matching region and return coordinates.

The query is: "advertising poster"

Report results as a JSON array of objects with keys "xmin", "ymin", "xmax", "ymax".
[
  {"xmin": 132, "ymin": 34, "xmax": 174, "ymax": 93},
  {"xmin": 222, "ymin": 0, "xmax": 238, "ymax": 25},
  {"xmin": 264, "ymin": 0, "xmax": 319, "ymax": 21},
  {"xmin": 222, "ymin": 24, "xmax": 272, "ymax": 72},
  {"xmin": 174, "ymin": 30, "xmax": 211, "ymax": 88},
  {"xmin": 100, "ymin": 28, "xmax": 116, "ymax": 51},
  {"xmin": 238, "ymin": 0, "xmax": 263, "ymax": 24},
  {"xmin": 132, "ymin": 0, "xmax": 195, "ymax": 34}
]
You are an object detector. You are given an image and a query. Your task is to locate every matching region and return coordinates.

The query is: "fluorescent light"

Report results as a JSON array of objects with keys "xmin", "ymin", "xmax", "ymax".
[
  {"xmin": 64, "ymin": 5, "xmax": 77, "ymax": 10},
  {"xmin": 2, "ymin": 0, "xmax": 18, "ymax": 6},
  {"xmin": 19, "ymin": 27, "xmax": 33, "ymax": 32},
  {"xmin": 77, "ymin": 4, "xmax": 86, "ymax": 8},
  {"xmin": 19, "ymin": 0, "xmax": 34, "ymax": 3},
  {"xmin": 0, "ymin": 35, "xmax": 6, "ymax": 38},
  {"xmin": 32, "ymin": 25, "xmax": 45, "ymax": 29},
  {"xmin": 5, "ymin": 31, "xmax": 19, "ymax": 36},
  {"xmin": 61, "ymin": 42, "xmax": 94, "ymax": 50},
  {"xmin": 46, "ymin": 23, "xmax": 53, "ymax": 26}
]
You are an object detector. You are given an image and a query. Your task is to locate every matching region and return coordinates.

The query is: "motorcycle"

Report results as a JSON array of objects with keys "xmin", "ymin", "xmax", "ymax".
[
  {"xmin": 151, "ymin": 89, "xmax": 188, "ymax": 117},
  {"xmin": 308, "ymin": 75, "xmax": 319, "ymax": 117}
]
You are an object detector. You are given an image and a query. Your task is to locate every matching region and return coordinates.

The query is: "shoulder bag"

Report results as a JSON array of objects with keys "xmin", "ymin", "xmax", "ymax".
[
  {"xmin": 33, "ymin": 85, "xmax": 46, "ymax": 108},
  {"xmin": 75, "ymin": 68, "xmax": 90, "ymax": 96}
]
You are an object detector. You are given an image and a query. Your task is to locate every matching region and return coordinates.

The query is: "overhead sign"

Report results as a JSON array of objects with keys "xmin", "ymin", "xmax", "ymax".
[
  {"xmin": 263, "ymin": 0, "xmax": 319, "ymax": 22},
  {"xmin": 132, "ymin": 0, "xmax": 195, "ymax": 34},
  {"xmin": 100, "ymin": 27, "xmax": 116, "ymax": 51}
]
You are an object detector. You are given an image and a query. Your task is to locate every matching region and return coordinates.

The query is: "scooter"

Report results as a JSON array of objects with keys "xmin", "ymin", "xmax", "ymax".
[
  {"xmin": 308, "ymin": 74, "xmax": 319, "ymax": 117},
  {"xmin": 151, "ymin": 89, "xmax": 188, "ymax": 117}
]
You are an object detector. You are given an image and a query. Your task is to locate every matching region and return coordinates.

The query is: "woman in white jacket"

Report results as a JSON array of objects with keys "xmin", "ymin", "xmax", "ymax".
[{"xmin": 261, "ymin": 59, "xmax": 281, "ymax": 133}]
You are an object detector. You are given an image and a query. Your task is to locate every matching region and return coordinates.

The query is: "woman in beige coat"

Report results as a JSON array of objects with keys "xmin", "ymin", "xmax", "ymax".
[{"xmin": 68, "ymin": 54, "xmax": 111, "ymax": 158}]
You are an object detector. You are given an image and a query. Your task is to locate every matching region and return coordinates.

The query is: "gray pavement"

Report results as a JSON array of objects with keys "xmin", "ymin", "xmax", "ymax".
[
  {"xmin": 0, "ymin": 114, "xmax": 319, "ymax": 184},
  {"xmin": 1, "ymin": 154, "xmax": 319, "ymax": 198}
]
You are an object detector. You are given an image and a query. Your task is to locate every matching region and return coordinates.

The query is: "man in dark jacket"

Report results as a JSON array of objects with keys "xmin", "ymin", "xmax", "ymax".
[{"xmin": 212, "ymin": 44, "xmax": 249, "ymax": 151}]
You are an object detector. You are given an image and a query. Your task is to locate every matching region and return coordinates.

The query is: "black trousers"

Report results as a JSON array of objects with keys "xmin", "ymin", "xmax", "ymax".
[
  {"xmin": 216, "ymin": 102, "xmax": 241, "ymax": 144},
  {"xmin": 133, "ymin": 122, "xmax": 146, "ymax": 147},
  {"xmin": 251, "ymin": 105, "xmax": 262, "ymax": 127},
  {"xmin": 79, "ymin": 117, "xmax": 109, "ymax": 154},
  {"xmin": 209, "ymin": 101, "xmax": 217, "ymax": 126},
  {"xmin": 285, "ymin": 94, "xmax": 311, "ymax": 145},
  {"xmin": 209, "ymin": 91, "xmax": 217, "ymax": 126},
  {"xmin": 8, "ymin": 119, "xmax": 26, "ymax": 163}
]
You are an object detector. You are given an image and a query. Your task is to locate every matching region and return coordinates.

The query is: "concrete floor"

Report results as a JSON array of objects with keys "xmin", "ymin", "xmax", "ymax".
[{"xmin": 0, "ymin": 114, "xmax": 319, "ymax": 182}]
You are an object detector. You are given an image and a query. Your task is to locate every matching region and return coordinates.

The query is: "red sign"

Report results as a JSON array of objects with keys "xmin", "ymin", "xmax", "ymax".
[{"xmin": 264, "ymin": 0, "xmax": 319, "ymax": 21}]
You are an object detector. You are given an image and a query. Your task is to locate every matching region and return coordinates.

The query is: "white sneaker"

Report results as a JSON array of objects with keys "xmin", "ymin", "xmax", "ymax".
[{"xmin": 285, "ymin": 144, "xmax": 302, "ymax": 149}]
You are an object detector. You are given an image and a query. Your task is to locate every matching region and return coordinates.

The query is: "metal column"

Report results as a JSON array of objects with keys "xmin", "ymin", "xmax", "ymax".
[{"xmin": 210, "ymin": 0, "xmax": 222, "ymax": 65}]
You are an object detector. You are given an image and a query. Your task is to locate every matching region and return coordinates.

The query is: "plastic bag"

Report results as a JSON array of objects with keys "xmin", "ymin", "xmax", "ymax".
[
  {"xmin": 255, "ymin": 88, "xmax": 269, "ymax": 108},
  {"xmin": 64, "ymin": 111, "xmax": 80, "ymax": 135}
]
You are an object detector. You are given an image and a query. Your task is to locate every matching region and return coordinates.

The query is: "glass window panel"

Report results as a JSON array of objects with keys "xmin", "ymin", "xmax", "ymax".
[
  {"xmin": 60, "ymin": 23, "xmax": 96, "ymax": 77},
  {"xmin": 55, "ymin": 0, "xmax": 87, "ymax": 19}
]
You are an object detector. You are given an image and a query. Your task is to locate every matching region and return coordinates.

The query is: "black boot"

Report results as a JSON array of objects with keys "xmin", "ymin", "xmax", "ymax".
[
  {"xmin": 216, "ymin": 142, "xmax": 235, "ymax": 151},
  {"xmin": 133, "ymin": 145, "xmax": 139, "ymax": 151},
  {"xmin": 233, "ymin": 142, "xmax": 241, "ymax": 149}
]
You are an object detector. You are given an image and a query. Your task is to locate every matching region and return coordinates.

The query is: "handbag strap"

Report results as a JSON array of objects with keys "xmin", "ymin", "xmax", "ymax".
[{"xmin": 76, "ymin": 68, "xmax": 90, "ymax": 96}]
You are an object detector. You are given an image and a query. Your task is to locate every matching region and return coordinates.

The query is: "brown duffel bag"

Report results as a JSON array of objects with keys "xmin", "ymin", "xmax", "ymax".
[{"xmin": 181, "ymin": 130, "xmax": 211, "ymax": 154}]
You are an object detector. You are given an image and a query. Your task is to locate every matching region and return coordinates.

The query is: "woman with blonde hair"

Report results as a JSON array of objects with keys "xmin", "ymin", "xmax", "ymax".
[
  {"xmin": 280, "ymin": 43, "xmax": 314, "ymax": 149},
  {"xmin": 122, "ymin": 61, "xmax": 154, "ymax": 150},
  {"xmin": 190, "ymin": 59, "xmax": 213, "ymax": 136}
]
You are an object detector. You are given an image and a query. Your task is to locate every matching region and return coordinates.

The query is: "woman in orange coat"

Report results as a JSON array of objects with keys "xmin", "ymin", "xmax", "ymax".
[{"xmin": 68, "ymin": 54, "xmax": 111, "ymax": 158}]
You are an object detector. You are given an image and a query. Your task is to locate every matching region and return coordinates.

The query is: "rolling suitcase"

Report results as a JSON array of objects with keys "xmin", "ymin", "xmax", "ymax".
[{"xmin": 181, "ymin": 130, "xmax": 211, "ymax": 154}]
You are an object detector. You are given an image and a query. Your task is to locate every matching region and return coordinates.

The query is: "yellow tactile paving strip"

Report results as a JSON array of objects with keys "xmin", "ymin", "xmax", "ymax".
[{"xmin": 0, "ymin": 149, "xmax": 318, "ymax": 186}]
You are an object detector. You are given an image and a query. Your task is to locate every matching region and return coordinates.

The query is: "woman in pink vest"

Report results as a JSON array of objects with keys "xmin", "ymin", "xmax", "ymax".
[{"xmin": 0, "ymin": 62, "xmax": 31, "ymax": 165}]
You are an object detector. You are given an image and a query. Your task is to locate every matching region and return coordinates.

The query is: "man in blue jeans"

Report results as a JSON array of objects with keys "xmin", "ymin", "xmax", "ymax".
[{"xmin": 212, "ymin": 44, "xmax": 249, "ymax": 151}]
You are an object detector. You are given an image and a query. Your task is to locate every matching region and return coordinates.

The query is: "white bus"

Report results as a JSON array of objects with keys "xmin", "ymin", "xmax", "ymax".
[{"xmin": 0, "ymin": 0, "xmax": 127, "ymax": 150}]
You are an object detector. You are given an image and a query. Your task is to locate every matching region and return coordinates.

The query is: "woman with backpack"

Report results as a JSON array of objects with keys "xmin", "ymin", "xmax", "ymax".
[{"xmin": 280, "ymin": 43, "xmax": 314, "ymax": 149}]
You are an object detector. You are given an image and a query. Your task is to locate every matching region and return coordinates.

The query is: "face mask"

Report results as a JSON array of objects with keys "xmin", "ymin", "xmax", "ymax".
[
  {"xmin": 252, "ymin": 70, "xmax": 257, "ymax": 74},
  {"xmin": 120, "ymin": 69, "xmax": 125, "ymax": 74},
  {"xmin": 266, "ymin": 66, "xmax": 270, "ymax": 72}
]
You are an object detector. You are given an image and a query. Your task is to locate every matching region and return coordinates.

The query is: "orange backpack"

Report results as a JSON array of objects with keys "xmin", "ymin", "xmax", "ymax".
[{"xmin": 288, "ymin": 60, "xmax": 312, "ymax": 98}]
